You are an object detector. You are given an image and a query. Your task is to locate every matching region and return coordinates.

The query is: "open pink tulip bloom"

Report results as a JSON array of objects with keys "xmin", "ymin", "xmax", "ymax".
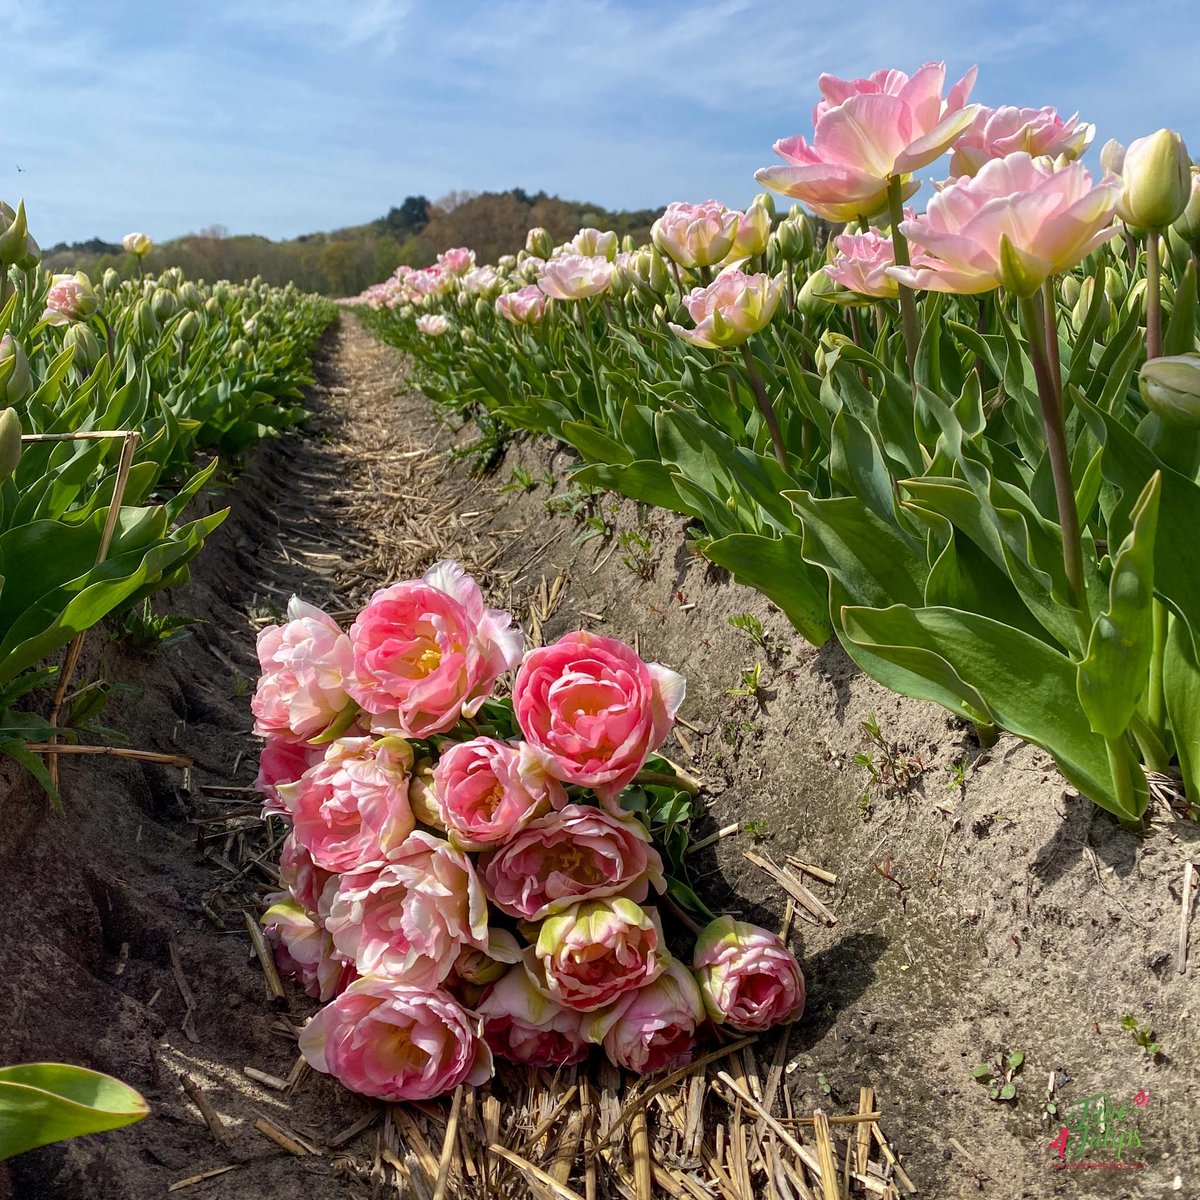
[
  {"xmin": 887, "ymin": 153, "xmax": 1121, "ymax": 297},
  {"xmin": 950, "ymin": 106, "xmax": 1094, "ymax": 178},
  {"xmin": 755, "ymin": 62, "xmax": 978, "ymax": 222}
]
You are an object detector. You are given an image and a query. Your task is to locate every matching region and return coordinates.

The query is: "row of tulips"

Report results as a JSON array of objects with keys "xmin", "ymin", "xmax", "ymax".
[
  {"xmin": 356, "ymin": 63, "xmax": 1200, "ymax": 827},
  {"xmin": 1, "ymin": 202, "xmax": 336, "ymax": 790},
  {"xmin": 251, "ymin": 561, "xmax": 805, "ymax": 1098}
]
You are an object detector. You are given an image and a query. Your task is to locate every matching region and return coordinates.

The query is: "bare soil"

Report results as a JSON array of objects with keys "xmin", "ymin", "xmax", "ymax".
[{"xmin": 1, "ymin": 313, "xmax": 1197, "ymax": 1199}]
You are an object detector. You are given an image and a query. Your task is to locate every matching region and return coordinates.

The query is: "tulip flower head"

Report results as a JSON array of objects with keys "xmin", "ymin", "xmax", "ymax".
[
  {"xmin": 495, "ymin": 284, "xmax": 547, "ymax": 325},
  {"xmin": 1103, "ymin": 129, "xmax": 1192, "ymax": 229},
  {"xmin": 950, "ymin": 106, "xmax": 1094, "ymax": 177},
  {"xmin": 824, "ymin": 230, "xmax": 905, "ymax": 301},
  {"xmin": 887, "ymin": 153, "xmax": 1121, "ymax": 297},
  {"xmin": 43, "ymin": 272, "xmax": 99, "ymax": 325},
  {"xmin": 416, "ymin": 314, "xmax": 451, "ymax": 336},
  {"xmin": 693, "ymin": 916, "xmax": 805, "ymax": 1032},
  {"xmin": 727, "ymin": 200, "xmax": 773, "ymax": 261},
  {"xmin": 537, "ymin": 254, "xmax": 616, "ymax": 301},
  {"xmin": 570, "ymin": 227, "xmax": 619, "ymax": 261},
  {"xmin": 437, "ymin": 247, "xmax": 476, "ymax": 276},
  {"xmin": 668, "ymin": 269, "xmax": 784, "ymax": 350},
  {"xmin": 122, "ymin": 231, "xmax": 153, "ymax": 257},
  {"xmin": 652, "ymin": 200, "xmax": 740, "ymax": 268},
  {"xmin": 755, "ymin": 62, "xmax": 978, "ymax": 222},
  {"xmin": 1139, "ymin": 354, "xmax": 1200, "ymax": 429}
]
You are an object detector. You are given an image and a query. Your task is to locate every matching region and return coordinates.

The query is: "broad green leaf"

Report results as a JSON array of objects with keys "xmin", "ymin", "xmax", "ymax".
[{"xmin": 1164, "ymin": 613, "xmax": 1200, "ymax": 808}]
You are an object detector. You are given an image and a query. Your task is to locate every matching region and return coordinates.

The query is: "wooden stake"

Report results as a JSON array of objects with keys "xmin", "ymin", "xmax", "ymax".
[{"xmin": 178, "ymin": 1074, "xmax": 230, "ymax": 1147}]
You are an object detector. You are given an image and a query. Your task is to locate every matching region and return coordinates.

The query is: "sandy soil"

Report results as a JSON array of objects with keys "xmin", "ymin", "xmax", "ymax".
[{"xmin": 1, "ymin": 313, "xmax": 1197, "ymax": 1199}]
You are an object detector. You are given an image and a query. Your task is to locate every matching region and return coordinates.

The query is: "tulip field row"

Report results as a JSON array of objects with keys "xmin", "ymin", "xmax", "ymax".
[
  {"xmin": 0, "ymin": 201, "xmax": 336, "ymax": 796},
  {"xmin": 358, "ymin": 62, "xmax": 1200, "ymax": 830}
]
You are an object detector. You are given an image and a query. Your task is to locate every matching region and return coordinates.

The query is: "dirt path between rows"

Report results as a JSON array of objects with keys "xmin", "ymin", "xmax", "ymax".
[{"xmin": 2, "ymin": 313, "xmax": 1197, "ymax": 1199}]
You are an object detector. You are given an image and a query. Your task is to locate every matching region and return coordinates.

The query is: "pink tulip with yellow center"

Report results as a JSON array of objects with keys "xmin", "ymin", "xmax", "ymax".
[
  {"xmin": 728, "ymin": 202, "xmax": 773, "ymax": 260},
  {"xmin": 477, "ymin": 965, "xmax": 590, "ymax": 1068},
  {"xmin": 299, "ymin": 976, "xmax": 493, "ymax": 1101},
  {"xmin": 668, "ymin": 269, "xmax": 784, "ymax": 350},
  {"xmin": 495, "ymin": 284, "xmax": 547, "ymax": 325},
  {"xmin": 437, "ymin": 247, "xmax": 476, "ymax": 275},
  {"xmin": 950, "ymin": 106, "xmax": 1094, "ymax": 177},
  {"xmin": 569, "ymin": 227, "xmax": 619, "ymax": 261},
  {"xmin": 652, "ymin": 201, "xmax": 740, "ymax": 268},
  {"xmin": 537, "ymin": 254, "xmax": 616, "ymax": 300},
  {"xmin": 755, "ymin": 62, "xmax": 978, "ymax": 222},
  {"xmin": 886, "ymin": 153, "xmax": 1121, "ymax": 297}
]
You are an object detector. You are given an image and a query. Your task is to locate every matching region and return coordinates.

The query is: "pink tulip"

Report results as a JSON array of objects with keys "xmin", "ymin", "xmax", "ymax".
[
  {"xmin": 728, "ymin": 202, "xmax": 773, "ymax": 260},
  {"xmin": 325, "ymin": 830, "xmax": 489, "ymax": 985},
  {"xmin": 437, "ymin": 247, "xmax": 476, "ymax": 276},
  {"xmin": 251, "ymin": 597, "xmax": 355, "ymax": 742},
  {"xmin": 299, "ymin": 976, "xmax": 493, "ymax": 1101},
  {"xmin": 256, "ymin": 737, "xmax": 324, "ymax": 815},
  {"xmin": 570, "ymin": 228, "xmax": 619, "ymax": 261},
  {"xmin": 513, "ymin": 631, "xmax": 685, "ymax": 804},
  {"xmin": 755, "ymin": 62, "xmax": 978, "ymax": 222},
  {"xmin": 583, "ymin": 957, "xmax": 705, "ymax": 1074},
  {"xmin": 495, "ymin": 284, "xmax": 547, "ymax": 325},
  {"xmin": 527, "ymin": 898, "xmax": 666, "ymax": 1012},
  {"xmin": 477, "ymin": 966, "xmax": 589, "ymax": 1067},
  {"xmin": 278, "ymin": 832, "xmax": 338, "ymax": 915},
  {"xmin": 824, "ymin": 230, "xmax": 904, "ymax": 300},
  {"xmin": 950, "ymin": 106, "xmax": 1094, "ymax": 177},
  {"xmin": 347, "ymin": 561, "xmax": 523, "ymax": 738},
  {"xmin": 693, "ymin": 917, "xmax": 805, "ymax": 1032},
  {"xmin": 482, "ymin": 802, "xmax": 665, "ymax": 920},
  {"xmin": 284, "ymin": 736, "xmax": 416, "ymax": 873},
  {"xmin": 537, "ymin": 254, "xmax": 615, "ymax": 301},
  {"xmin": 432, "ymin": 737, "xmax": 565, "ymax": 851},
  {"xmin": 262, "ymin": 897, "xmax": 355, "ymax": 1001},
  {"xmin": 42, "ymin": 272, "xmax": 99, "ymax": 325},
  {"xmin": 668, "ymin": 269, "xmax": 784, "ymax": 350},
  {"xmin": 416, "ymin": 314, "xmax": 450, "ymax": 336},
  {"xmin": 652, "ymin": 201, "xmax": 740, "ymax": 268},
  {"xmin": 887, "ymin": 153, "xmax": 1121, "ymax": 297}
]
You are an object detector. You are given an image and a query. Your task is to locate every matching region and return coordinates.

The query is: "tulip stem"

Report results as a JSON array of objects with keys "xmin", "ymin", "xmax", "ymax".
[
  {"xmin": 739, "ymin": 344, "xmax": 789, "ymax": 472},
  {"xmin": 885, "ymin": 175, "xmax": 921, "ymax": 383},
  {"xmin": 1145, "ymin": 231, "xmax": 1163, "ymax": 360},
  {"xmin": 1042, "ymin": 279, "xmax": 1062, "ymax": 386},
  {"xmin": 1018, "ymin": 292, "xmax": 1091, "ymax": 651}
]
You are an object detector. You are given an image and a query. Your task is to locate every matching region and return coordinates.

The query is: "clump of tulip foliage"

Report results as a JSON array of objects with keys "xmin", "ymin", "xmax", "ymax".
[
  {"xmin": 356, "ymin": 64, "xmax": 1200, "ymax": 828},
  {"xmin": 252, "ymin": 561, "xmax": 805, "ymax": 1098}
]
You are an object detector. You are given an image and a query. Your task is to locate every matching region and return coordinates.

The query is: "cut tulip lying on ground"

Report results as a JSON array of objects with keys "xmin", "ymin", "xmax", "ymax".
[
  {"xmin": 251, "ymin": 561, "xmax": 807, "ymax": 1098},
  {"xmin": 353, "ymin": 58, "xmax": 1200, "ymax": 830}
]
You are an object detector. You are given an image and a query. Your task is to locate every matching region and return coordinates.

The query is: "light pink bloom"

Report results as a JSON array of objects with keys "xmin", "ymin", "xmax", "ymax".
[
  {"xmin": 887, "ymin": 153, "xmax": 1121, "ymax": 297},
  {"xmin": 278, "ymin": 832, "xmax": 338, "ymax": 915},
  {"xmin": 477, "ymin": 966, "xmax": 589, "ymax": 1068},
  {"xmin": 416, "ymin": 313, "xmax": 450, "ymax": 336},
  {"xmin": 409, "ymin": 268, "xmax": 454, "ymax": 297},
  {"xmin": 668, "ymin": 269, "xmax": 784, "ymax": 350},
  {"xmin": 347, "ymin": 561, "xmax": 523, "ymax": 737},
  {"xmin": 693, "ymin": 917, "xmax": 805, "ymax": 1032},
  {"xmin": 482, "ymin": 802, "xmax": 665, "ymax": 920},
  {"xmin": 437, "ymin": 247, "xmax": 476, "ymax": 275},
  {"xmin": 262, "ymin": 897, "xmax": 355, "ymax": 1001},
  {"xmin": 325, "ymin": 831, "xmax": 489, "ymax": 985},
  {"xmin": 824, "ymin": 230, "xmax": 903, "ymax": 300},
  {"xmin": 514, "ymin": 631, "xmax": 684, "ymax": 804},
  {"xmin": 538, "ymin": 254, "xmax": 615, "ymax": 301},
  {"xmin": 728, "ymin": 202, "xmax": 772, "ymax": 260},
  {"xmin": 495, "ymin": 284, "xmax": 547, "ymax": 325},
  {"xmin": 251, "ymin": 597, "xmax": 355, "ymax": 742},
  {"xmin": 256, "ymin": 737, "xmax": 324, "ymax": 815},
  {"xmin": 755, "ymin": 62, "xmax": 978, "ymax": 222},
  {"xmin": 527, "ymin": 898, "xmax": 666, "ymax": 1013},
  {"xmin": 432, "ymin": 737, "xmax": 565, "ymax": 851},
  {"xmin": 652, "ymin": 201, "xmax": 740, "ymax": 268},
  {"xmin": 299, "ymin": 976, "xmax": 493, "ymax": 1101},
  {"xmin": 583, "ymin": 957, "xmax": 705, "ymax": 1074},
  {"xmin": 570, "ymin": 228, "xmax": 619, "ymax": 261},
  {"xmin": 950, "ymin": 106, "xmax": 1094, "ymax": 177},
  {"xmin": 284, "ymin": 736, "xmax": 416, "ymax": 873},
  {"xmin": 42, "ymin": 272, "xmax": 99, "ymax": 324}
]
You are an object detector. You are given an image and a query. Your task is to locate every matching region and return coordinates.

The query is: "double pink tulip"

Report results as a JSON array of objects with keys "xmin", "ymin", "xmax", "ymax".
[
  {"xmin": 824, "ymin": 230, "xmax": 904, "ymax": 300},
  {"xmin": 755, "ymin": 62, "xmax": 978, "ymax": 222},
  {"xmin": 262, "ymin": 897, "xmax": 355, "ymax": 1002},
  {"xmin": 537, "ymin": 254, "xmax": 616, "ymax": 301},
  {"xmin": 693, "ymin": 917, "xmax": 805, "ymax": 1033},
  {"xmin": 495, "ymin": 284, "xmax": 547, "ymax": 325},
  {"xmin": 950, "ymin": 106, "xmax": 1094, "ymax": 177},
  {"xmin": 887, "ymin": 153, "xmax": 1121, "ymax": 297},
  {"xmin": 437, "ymin": 247, "xmax": 476, "ymax": 275},
  {"xmin": 416, "ymin": 314, "xmax": 450, "ymax": 336},
  {"xmin": 652, "ymin": 201, "xmax": 740, "ymax": 269},
  {"xmin": 668, "ymin": 269, "xmax": 784, "ymax": 350},
  {"xmin": 477, "ymin": 966, "xmax": 589, "ymax": 1068}
]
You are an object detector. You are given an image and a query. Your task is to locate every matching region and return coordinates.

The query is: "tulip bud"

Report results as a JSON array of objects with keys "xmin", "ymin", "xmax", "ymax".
[
  {"xmin": 151, "ymin": 288, "xmax": 178, "ymax": 321},
  {"xmin": 814, "ymin": 331, "xmax": 854, "ymax": 376},
  {"xmin": 621, "ymin": 234, "xmax": 637, "ymax": 254},
  {"xmin": 0, "ymin": 333, "xmax": 33, "ymax": 405},
  {"xmin": 63, "ymin": 323, "xmax": 103, "ymax": 373},
  {"xmin": 102, "ymin": 267, "xmax": 121, "ymax": 294},
  {"xmin": 204, "ymin": 296, "xmax": 220, "ymax": 317},
  {"xmin": 214, "ymin": 283, "xmax": 230, "ymax": 305},
  {"xmin": 179, "ymin": 281, "xmax": 202, "ymax": 309},
  {"xmin": 1109, "ymin": 129, "xmax": 1191, "ymax": 229},
  {"xmin": 1070, "ymin": 276, "xmax": 1109, "ymax": 333},
  {"xmin": 1104, "ymin": 266, "xmax": 1127, "ymax": 307},
  {"xmin": 1060, "ymin": 276, "xmax": 1082, "ymax": 309},
  {"xmin": 473, "ymin": 296, "xmax": 491, "ymax": 320},
  {"xmin": 756, "ymin": 192, "xmax": 777, "ymax": 221},
  {"xmin": 796, "ymin": 269, "xmax": 834, "ymax": 318},
  {"xmin": 646, "ymin": 247, "xmax": 671, "ymax": 295},
  {"xmin": 0, "ymin": 406, "xmax": 21, "ymax": 482},
  {"xmin": 1140, "ymin": 354, "xmax": 1200, "ymax": 428},
  {"xmin": 0, "ymin": 201, "xmax": 30, "ymax": 266},
  {"xmin": 776, "ymin": 212, "xmax": 813, "ymax": 261},
  {"xmin": 242, "ymin": 316, "xmax": 257, "ymax": 337},
  {"xmin": 177, "ymin": 311, "xmax": 201, "ymax": 344},
  {"xmin": 1172, "ymin": 167, "xmax": 1200, "ymax": 254},
  {"xmin": 525, "ymin": 227, "xmax": 553, "ymax": 259},
  {"xmin": 135, "ymin": 299, "xmax": 158, "ymax": 338},
  {"xmin": 230, "ymin": 338, "xmax": 250, "ymax": 357}
]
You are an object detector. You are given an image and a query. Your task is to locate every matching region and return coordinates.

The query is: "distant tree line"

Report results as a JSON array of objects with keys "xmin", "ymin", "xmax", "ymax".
[{"xmin": 41, "ymin": 189, "xmax": 664, "ymax": 295}]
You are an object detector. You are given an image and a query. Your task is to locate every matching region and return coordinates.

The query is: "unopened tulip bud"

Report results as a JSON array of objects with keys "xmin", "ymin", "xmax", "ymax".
[
  {"xmin": 814, "ymin": 331, "xmax": 854, "ymax": 376},
  {"xmin": 1071, "ymin": 276, "xmax": 1109, "ymax": 333},
  {"xmin": 526, "ymin": 227, "xmax": 553, "ymax": 259},
  {"xmin": 756, "ymin": 192, "xmax": 777, "ymax": 221},
  {"xmin": 102, "ymin": 267, "xmax": 121, "ymax": 294},
  {"xmin": 0, "ymin": 406, "xmax": 21, "ymax": 482},
  {"xmin": 204, "ymin": 296, "xmax": 220, "ymax": 317},
  {"xmin": 1108, "ymin": 129, "xmax": 1191, "ymax": 229},
  {"xmin": 214, "ymin": 283, "xmax": 230, "ymax": 305},
  {"xmin": 135, "ymin": 300, "xmax": 158, "ymax": 338},
  {"xmin": 1173, "ymin": 166, "xmax": 1200, "ymax": 253},
  {"xmin": 621, "ymin": 234, "xmax": 637, "ymax": 254},
  {"xmin": 1060, "ymin": 276, "xmax": 1082, "ymax": 309},
  {"xmin": 151, "ymin": 289, "xmax": 178, "ymax": 321},
  {"xmin": 647, "ymin": 247, "xmax": 670, "ymax": 295},
  {"xmin": 63, "ymin": 323, "xmax": 103, "ymax": 373},
  {"xmin": 0, "ymin": 333, "xmax": 32, "ymax": 405},
  {"xmin": 1140, "ymin": 354, "xmax": 1200, "ymax": 428},
  {"xmin": 177, "ymin": 311, "xmax": 201, "ymax": 344},
  {"xmin": 473, "ymin": 296, "xmax": 491, "ymax": 320},
  {"xmin": 0, "ymin": 201, "xmax": 30, "ymax": 266},
  {"xmin": 776, "ymin": 213, "xmax": 812, "ymax": 262},
  {"xmin": 179, "ymin": 282, "xmax": 202, "ymax": 309},
  {"xmin": 797, "ymin": 269, "xmax": 834, "ymax": 318},
  {"xmin": 230, "ymin": 338, "xmax": 250, "ymax": 356}
]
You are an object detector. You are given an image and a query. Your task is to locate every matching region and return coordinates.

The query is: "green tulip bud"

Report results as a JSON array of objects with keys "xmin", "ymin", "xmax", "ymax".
[
  {"xmin": 460, "ymin": 326, "xmax": 477, "ymax": 345},
  {"xmin": 1071, "ymin": 276, "xmax": 1109, "ymax": 333},
  {"xmin": 621, "ymin": 234, "xmax": 637, "ymax": 254},
  {"xmin": 1060, "ymin": 276, "xmax": 1082, "ymax": 309},
  {"xmin": 177, "ymin": 311, "xmax": 201, "ymax": 344},
  {"xmin": 1140, "ymin": 354, "xmax": 1200, "ymax": 428},
  {"xmin": 179, "ymin": 282, "xmax": 202, "ymax": 309},
  {"xmin": 473, "ymin": 296, "xmax": 491, "ymax": 320},
  {"xmin": 230, "ymin": 338, "xmax": 250, "ymax": 357},
  {"xmin": 151, "ymin": 288, "xmax": 178, "ymax": 320},
  {"xmin": 525, "ymin": 227, "xmax": 553, "ymax": 259},
  {"xmin": 1104, "ymin": 266, "xmax": 1127, "ymax": 307},
  {"xmin": 0, "ymin": 333, "xmax": 33, "ymax": 404},
  {"xmin": 1106, "ymin": 130, "xmax": 1192, "ymax": 229},
  {"xmin": 797, "ymin": 269, "xmax": 834, "ymax": 318},
  {"xmin": 102, "ymin": 267, "xmax": 121, "ymax": 294},
  {"xmin": 814, "ymin": 331, "xmax": 854, "ymax": 377},
  {"xmin": 204, "ymin": 296, "xmax": 221, "ymax": 316},
  {"xmin": 136, "ymin": 299, "xmax": 158, "ymax": 338},
  {"xmin": 242, "ymin": 316, "xmax": 257, "ymax": 337},
  {"xmin": 63, "ymin": 323, "xmax": 103, "ymax": 373},
  {"xmin": 1172, "ymin": 166, "xmax": 1200, "ymax": 254},
  {"xmin": 776, "ymin": 212, "xmax": 813, "ymax": 262},
  {"xmin": 0, "ymin": 406, "xmax": 21, "ymax": 481},
  {"xmin": 755, "ymin": 192, "xmax": 777, "ymax": 221},
  {"xmin": 0, "ymin": 201, "xmax": 31, "ymax": 266}
]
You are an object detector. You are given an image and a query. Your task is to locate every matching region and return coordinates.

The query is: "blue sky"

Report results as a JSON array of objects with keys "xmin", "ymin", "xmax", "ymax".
[{"xmin": 5, "ymin": 0, "xmax": 1198, "ymax": 247}]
